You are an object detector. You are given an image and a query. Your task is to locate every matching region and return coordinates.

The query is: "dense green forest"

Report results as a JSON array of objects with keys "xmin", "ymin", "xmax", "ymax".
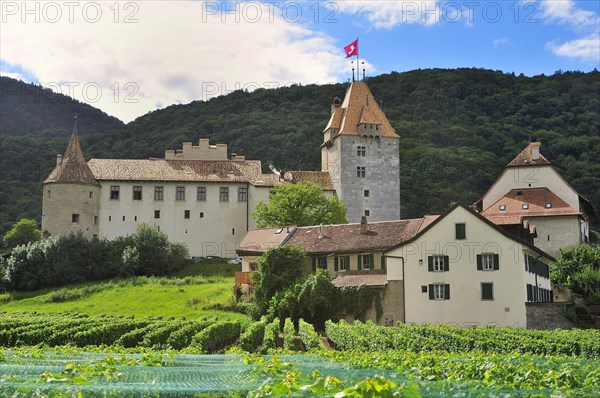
[{"xmin": 1, "ymin": 69, "xmax": 598, "ymax": 238}]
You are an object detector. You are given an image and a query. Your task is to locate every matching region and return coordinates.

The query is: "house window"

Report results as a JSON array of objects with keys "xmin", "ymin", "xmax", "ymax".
[
  {"xmin": 364, "ymin": 190, "xmax": 369, "ymax": 197},
  {"xmin": 364, "ymin": 210, "xmax": 370, "ymax": 217},
  {"xmin": 133, "ymin": 186, "xmax": 142, "ymax": 200},
  {"xmin": 72, "ymin": 214, "xmax": 79, "ymax": 224},
  {"xmin": 499, "ymin": 205, "xmax": 506, "ymax": 211},
  {"xmin": 110, "ymin": 185, "xmax": 120, "ymax": 200},
  {"xmin": 315, "ymin": 256, "xmax": 327, "ymax": 270},
  {"xmin": 176, "ymin": 186, "xmax": 185, "ymax": 201},
  {"xmin": 220, "ymin": 187, "xmax": 229, "ymax": 201},
  {"xmin": 238, "ymin": 187, "xmax": 247, "ymax": 202},
  {"xmin": 154, "ymin": 186, "xmax": 164, "ymax": 201},
  {"xmin": 429, "ymin": 283, "xmax": 449, "ymax": 300},
  {"xmin": 184, "ymin": 210, "xmax": 190, "ymax": 219},
  {"xmin": 357, "ymin": 146, "xmax": 366, "ymax": 156},
  {"xmin": 522, "ymin": 203, "xmax": 529, "ymax": 210},
  {"xmin": 428, "ymin": 255, "xmax": 449, "ymax": 272},
  {"xmin": 477, "ymin": 253, "xmax": 499, "ymax": 271},
  {"xmin": 455, "ymin": 223, "xmax": 466, "ymax": 240},
  {"xmin": 338, "ymin": 256, "xmax": 348, "ymax": 271},
  {"xmin": 250, "ymin": 262, "xmax": 258, "ymax": 271},
  {"xmin": 421, "ymin": 285, "xmax": 427, "ymax": 293},
  {"xmin": 154, "ymin": 210, "xmax": 160, "ymax": 219},
  {"xmin": 357, "ymin": 166, "xmax": 366, "ymax": 177},
  {"xmin": 481, "ymin": 282, "xmax": 494, "ymax": 300},
  {"xmin": 197, "ymin": 187, "xmax": 206, "ymax": 201},
  {"xmin": 199, "ymin": 212, "xmax": 204, "ymax": 218},
  {"xmin": 362, "ymin": 254, "xmax": 372, "ymax": 269}
]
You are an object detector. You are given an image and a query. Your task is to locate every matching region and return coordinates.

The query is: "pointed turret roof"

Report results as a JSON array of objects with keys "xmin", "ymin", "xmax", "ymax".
[
  {"xmin": 323, "ymin": 81, "xmax": 398, "ymax": 138},
  {"xmin": 507, "ymin": 142, "xmax": 551, "ymax": 167},
  {"xmin": 44, "ymin": 119, "xmax": 99, "ymax": 185}
]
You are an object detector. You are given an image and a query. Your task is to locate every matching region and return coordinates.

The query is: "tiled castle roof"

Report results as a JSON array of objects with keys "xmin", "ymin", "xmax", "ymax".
[
  {"xmin": 507, "ymin": 142, "xmax": 551, "ymax": 167},
  {"xmin": 324, "ymin": 82, "xmax": 399, "ymax": 138},
  {"xmin": 44, "ymin": 123, "xmax": 99, "ymax": 186}
]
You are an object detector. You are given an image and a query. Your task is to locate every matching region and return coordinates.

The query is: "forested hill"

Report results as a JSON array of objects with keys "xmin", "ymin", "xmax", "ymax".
[
  {"xmin": 0, "ymin": 76, "xmax": 124, "ymax": 136},
  {"xmin": 1, "ymin": 68, "xmax": 599, "ymax": 239}
]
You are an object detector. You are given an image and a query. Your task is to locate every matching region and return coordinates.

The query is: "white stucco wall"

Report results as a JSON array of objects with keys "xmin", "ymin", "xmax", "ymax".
[
  {"xmin": 42, "ymin": 183, "xmax": 100, "ymax": 239},
  {"xmin": 482, "ymin": 166, "xmax": 579, "ymax": 211},
  {"xmin": 386, "ymin": 206, "xmax": 553, "ymax": 328},
  {"xmin": 526, "ymin": 216, "xmax": 581, "ymax": 258},
  {"xmin": 97, "ymin": 181, "xmax": 260, "ymax": 257}
]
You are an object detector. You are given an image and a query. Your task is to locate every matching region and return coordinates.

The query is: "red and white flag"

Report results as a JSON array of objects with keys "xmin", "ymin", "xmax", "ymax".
[{"xmin": 344, "ymin": 39, "xmax": 358, "ymax": 58}]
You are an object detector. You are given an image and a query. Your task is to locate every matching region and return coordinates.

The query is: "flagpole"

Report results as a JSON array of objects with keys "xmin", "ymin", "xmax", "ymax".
[{"xmin": 356, "ymin": 36, "xmax": 359, "ymax": 81}]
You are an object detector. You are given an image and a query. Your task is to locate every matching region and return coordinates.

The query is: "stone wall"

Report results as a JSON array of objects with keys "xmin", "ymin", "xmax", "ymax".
[{"xmin": 526, "ymin": 302, "xmax": 577, "ymax": 330}]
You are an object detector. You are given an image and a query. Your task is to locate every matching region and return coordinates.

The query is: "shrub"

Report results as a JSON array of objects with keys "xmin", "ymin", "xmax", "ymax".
[
  {"xmin": 259, "ymin": 317, "xmax": 280, "ymax": 354},
  {"xmin": 190, "ymin": 321, "xmax": 240, "ymax": 354},
  {"xmin": 239, "ymin": 318, "xmax": 267, "ymax": 352},
  {"xmin": 283, "ymin": 318, "xmax": 296, "ymax": 351},
  {"xmin": 298, "ymin": 319, "xmax": 321, "ymax": 351}
]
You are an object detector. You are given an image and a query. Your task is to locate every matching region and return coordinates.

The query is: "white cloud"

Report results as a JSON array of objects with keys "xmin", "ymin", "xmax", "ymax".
[
  {"xmin": 537, "ymin": 0, "xmax": 600, "ymax": 62},
  {"xmin": 0, "ymin": 71, "xmax": 27, "ymax": 81},
  {"xmin": 0, "ymin": 1, "xmax": 365, "ymax": 123},
  {"xmin": 336, "ymin": 1, "xmax": 441, "ymax": 29},
  {"xmin": 493, "ymin": 38, "xmax": 510, "ymax": 47},
  {"xmin": 546, "ymin": 34, "xmax": 600, "ymax": 62}
]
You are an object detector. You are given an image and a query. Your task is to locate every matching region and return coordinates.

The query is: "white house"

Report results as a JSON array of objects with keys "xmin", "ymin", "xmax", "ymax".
[
  {"xmin": 385, "ymin": 204, "xmax": 554, "ymax": 328},
  {"xmin": 475, "ymin": 142, "xmax": 594, "ymax": 257}
]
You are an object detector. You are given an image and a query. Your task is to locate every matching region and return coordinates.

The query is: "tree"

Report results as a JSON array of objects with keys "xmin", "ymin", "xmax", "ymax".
[
  {"xmin": 3, "ymin": 219, "xmax": 40, "ymax": 249},
  {"xmin": 253, "ymin": 245, "xmax": 308, "ymax": 313},
  {"xmin": 252, "ymin": 182, "xmax": 347, "ymax": 228},
  {"xmin": 552, "ymin": 244, "xmax": 600, "ymax": 303}
]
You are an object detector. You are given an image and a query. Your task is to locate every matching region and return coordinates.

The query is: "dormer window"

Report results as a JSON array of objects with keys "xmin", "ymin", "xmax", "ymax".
[
  {"xmin": 522, "ymin": 204, "xmax": 529, "ymax": 210},
  {"xmin": 516, "ymin": 191, "xmax": 523, "ymax": 196},
  {"xmin": 499, "ymin": 205, "xmax": 506, "ymax": 211},
  {"xmin": 545, "ymin": 203, "xmax": 552, "ymax": 208}
]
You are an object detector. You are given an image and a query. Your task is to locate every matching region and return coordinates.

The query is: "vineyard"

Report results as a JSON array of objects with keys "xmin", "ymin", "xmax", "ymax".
[{"xmin": 1, "ymin": 313, "xmax": 599, "ymax": 396}]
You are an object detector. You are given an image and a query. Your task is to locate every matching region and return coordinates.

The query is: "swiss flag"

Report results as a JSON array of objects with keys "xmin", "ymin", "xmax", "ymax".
[{"xmin": 344, "ymin": 39, "xmax": 358, "ymax": 58}]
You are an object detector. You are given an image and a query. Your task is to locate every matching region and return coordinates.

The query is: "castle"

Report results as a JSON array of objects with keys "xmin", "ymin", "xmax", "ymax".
[{"xmin": 42, "ymin": 82, "xmax": 402, "ymax": 256}]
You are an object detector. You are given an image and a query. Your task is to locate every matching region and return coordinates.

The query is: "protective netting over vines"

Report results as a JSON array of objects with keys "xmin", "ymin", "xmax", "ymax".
[{"xmin": 1, "ymin": 352, "xmax": 599, "ymax": 397}]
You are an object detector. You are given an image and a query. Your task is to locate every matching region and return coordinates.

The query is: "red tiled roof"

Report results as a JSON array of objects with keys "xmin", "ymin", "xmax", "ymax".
[
  {"xmin": 332, "ymin": 270, "xmax": 387, "ymax": 287},
  {"xmin": 285, "ymin": 219, "xmax": 422, "ymax": 254},
  {"xmin": 482, "ymin": 187, "xmax": 581, "ymax": 225},
  {"xmin": 237, "ymin": 227, "xmax": 295, "ymax": 254},
  {"xmin": 507, "ymin": 142, "xmax": 551, "ymax": 167},
  {"xmin": 324, "ymin": 82, "xmax": 398, "ymax": 138},
  {"xmin": 283, "ymin": 171, "xmax": 335, "ymax": 191}
]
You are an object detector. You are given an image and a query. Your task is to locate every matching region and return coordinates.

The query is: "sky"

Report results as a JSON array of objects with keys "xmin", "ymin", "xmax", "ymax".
[{"xmin": 1, "ymin": 0, "xmax": 599, "ymax": 123}]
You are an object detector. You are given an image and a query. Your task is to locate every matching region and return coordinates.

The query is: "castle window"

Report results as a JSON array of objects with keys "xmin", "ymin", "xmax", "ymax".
[
  {"xmin": 481, "ymin": 283, "xmax": 494, "ymax": 300},
  {"xmin": 176, "ymin": 186, "xmax": 185, "ymax": 201},
  {"xmin": 110, "ymin": 186, "xmax": 120, "ymax": 200},
  {"xmin": 154, "ymin": 210, "xmax": 160, "ymax": 219},
  {"xmin": 199, "ymin": 212, "xmax": 204, "ymax": 218},
  {"xmin": 429, "ymin": 283, "xmax": 450, "ymax": 300},
  {"xmin": 47, "ymin": 190, "xmax": 51, "ymax": 198},
  {"xmin": 184, "ymin": 210, "xmax": 190, "ymax": 219},
  {"xmin": 133, "ymin": 186, "xmax": 142, "ymax": 200},
  {"xmin": 499, "ymin": 205, "xmax": 506, "ymax": 211},
  {"xmin": 357, "ymin": 146, "xmax": 366, "ymax": 156},
  {"xmin": 522, "ymin": 204, "xmax": 529, "ymax": 210},
  {"xmin": 357, "ymin": 166, "xmax": 366, "ymax": 177},
  {"xmin": 89, "ymin": 191, "xmax": 93, "ymax": 199},
  {"xmin": 197, "ymin": 187, "xmax": 206, "ymax": 201},
  {"xmin": 93, "ymin": 216, "xmax": 98, "ymax": 225},
  {"xmin": 154, "ymin": 186, "xmax": 164, "ymax": 201},
  {"xmin": 428, "ymin": 255, "xmax": 448, "ymax": 272},
  {"xmin": 72, "ymin": 214, "xmax": 79, "ymax": 224},
  {"xmin": 364, "ymin": 190, "xmax": 369, "ymax": 197},
  {"xmin": 220, "ymin": 187, "xmax": 229, "ymax": 202},
  {"xmin": 364, "ymin": 209, "xmax": 370, "ymax": 216},
  {"xmin": 545, "ymin": 202, "xmax": 552, "ymax": 208},
  {"xmin": 238, "ymin": 187, "xmax": 247, "ymax": 202}
]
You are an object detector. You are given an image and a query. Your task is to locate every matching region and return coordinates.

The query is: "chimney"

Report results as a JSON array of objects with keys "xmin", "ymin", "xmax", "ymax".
[
  {"xmin": 56, "ymin": 154, "xmax": 63, "ymax": 165},
  {"xmin": 360, "ymin": 216, "xmax": 368, "ymax": 234},
  {"xmin": 319, "ymin": 224, "xmax": 324, "ymax": 239},
  {"xmin": 531, "ymin": 144, "xmax": 540, "ymax": 161},
  {"xmin": 331, "ymin": 97, "xmax": 341, "ymax": 114}
]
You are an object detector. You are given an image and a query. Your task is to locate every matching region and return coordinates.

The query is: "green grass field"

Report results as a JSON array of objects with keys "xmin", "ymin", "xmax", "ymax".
[{"xmin": 0, "ymin": 260, "xmax": 248, "ymax": 322}]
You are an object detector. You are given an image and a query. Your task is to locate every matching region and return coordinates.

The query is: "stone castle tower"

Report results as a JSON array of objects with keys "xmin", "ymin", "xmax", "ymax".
[
  {"xmin": 321, "ymin": 82, "xmax": 400, "ymax": 222},
  {"xmin": 42, "ymin": 120, "xmax": 100, "ymax": 239}
]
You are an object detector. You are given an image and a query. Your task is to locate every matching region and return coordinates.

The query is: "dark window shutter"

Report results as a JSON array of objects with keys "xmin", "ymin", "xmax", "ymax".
[
  {"xmin": 346, "ymin": 256, "xmax": 350, "ymax": 269},
  {"xmin": 334, "ymin": 256, "xmax": 338, "ymax": 272},
  {"xmin": 445, "ymin": 284, "xmax": 450, "ymax": 300},
  {"xmin": 525, "ymin": 256, "xmax": 528, "ymax": 272},
  {"xmin": 312, "ymin": 257, "xmax": 316, "ymax": 272},
  {"xmin": 370, "ymin": 254, "xmax": 375, "ymax": 270},
  {"xmin": 526, "ymin": 284, "xmax": 532, "ymax": 301},
  {"xmin": 381, "ymin": 256, "xmax": 386, "ymax": 270},
  {"xmin": 456, "ymin": 223, "xmax": 466, "ymax": 239},
  {"xmin": 444, "ymin": 256, "xmax": 450, "ymax": 272},
  {"xmin": 428, "ymin": 256, "xmax": 433, "ymax": 272},
  {"xmin": 477, "ymin": 255, "xmax": 482, "ymax": 271},
  {"xmin": 428, "ymin": 284, "xmax": 434, "ymax": 300},
  {"xmin": 357, "ymin": 255, "xmax": 362, "ymax": 270},
  {"xmin": 494, "ymin": 254, "xmax": 499, "ymax": 270}
]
